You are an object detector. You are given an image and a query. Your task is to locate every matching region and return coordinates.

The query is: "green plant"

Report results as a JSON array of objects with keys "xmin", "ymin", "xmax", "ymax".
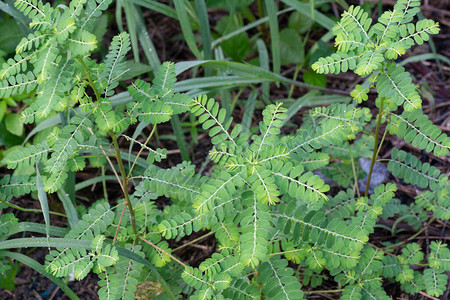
[{"xmin": 1, "ymin": 1, "xmax": 449, "ymax": 299}]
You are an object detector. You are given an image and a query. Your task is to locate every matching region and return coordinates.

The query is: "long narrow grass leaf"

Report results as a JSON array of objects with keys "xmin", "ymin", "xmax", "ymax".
[
  {"xmin": 36, "ymin": 164, "xmax": 50, "ymax": 238},
  {"xmin": 281, "ymin": 0, "xmax": 335, "ymax": 29},
  {"xmin": 128, "ymin": 0, "xmax": 177, "ymax": 18},
  {"xmin": 57, "ymin": 190, "xmax": 79, "ymax": 229},
  {"xmin": 1, "ymin": 251, "xmax": 79, "ymax": 300},
  {"xmin": 173, "ymin": 0, "xmax": 201, "ymax": 58},
  {"xmin": 265, "ymin": 0, "xmax": 281, "ymax": 74}
]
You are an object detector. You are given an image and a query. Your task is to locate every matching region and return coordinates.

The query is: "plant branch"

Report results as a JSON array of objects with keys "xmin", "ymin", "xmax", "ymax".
[
  {"xmin": 127, "ymin": 125, "xmax": 157, "ymax": 178},
  {"xmin": 365, "ymin": 97, "xmax": 385, "ymax": 197},
  {"xmin": 77, "ymin": 57, "xmax": 101, "ymax": 103},
  {"xmin": 111, "ymin": 134, "xmax": 137, "ymax": 236},
  {"xmin": 79, "ymin": 58, "xmax": 137, "ymax": 236}
]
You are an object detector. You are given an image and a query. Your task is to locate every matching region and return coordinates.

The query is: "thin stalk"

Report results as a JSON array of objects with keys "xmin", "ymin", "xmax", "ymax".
[
  {"xmin": 364, "ymin": 97, "xmax": 385, "ymax": 197},
  {"xmin": 288, "ymin": 63, "xmax": 303, "ymax": 99},
  {"xmin": 172, "ymin": 231, "xmax": 214, "ymax": 252},
  {"xmin": 384, "ymin": 217, "xmax": 435, "ymax": 249},
  {"xmin": 0, "ymin": 198, "xmax": 66, "ymax": 217},
  {"xmin": 304, "ymin": 289, "xmax": 344, "ymax": 294},
  {"xmin": 113, "ymin": 201, "xmax": 128, "ymax": 245},
  {"xmin": 347, "ymin": 140, "xmax": 361, "ymax": 197},
  {"xmin": 127, "ymin": 125, "xmax": 156, "ymax": 178},
  {"xmin": 101, "ymin": 166, "xmax": 108, "ymax": 202},
  {"xmin": 375, "ymin": 122, "xmax": 389, "ymax": 159},
  {"xmin": 77, "ymin": 58, "xmax": 101, "ymax": 103},
  {"xmin": 138, "ymin": 236, "xmax": 187, "ymax": 268},
  {"xmin": 79, "ymin": 57, "xmax": 137, "ymax": 236},
  {"xmin": 111, "ymin": 134, "xmax": 137, "ymax": 235},
  {"xmin": 368, "ymin": 242, "xmax": 395, "ymax": 257}
]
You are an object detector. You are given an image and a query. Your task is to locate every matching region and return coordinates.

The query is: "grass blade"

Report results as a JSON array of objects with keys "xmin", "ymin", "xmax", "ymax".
[
  {"xmin": 242, "ymin": 91, "xmax": 258, "ymax": 133},
  {"xmin": 195, "ymin": 0, "xmax": 212, "ymax": 63},
  {"xmin": 57, "ymin": 190, "xmax": 79, "ymax": 229},
  {"xmin": 214, "ymin": 47, "xmax": 232, "ymax": 116},
  {"xmin": 398, "ymin": 53, "xmax": 450, "ymax": 67},
  {"xmin": 173, "ymin": 0, "xmax": 201, "ymax": 58},
  {"xmin": 0, "ymin": 0, "xmax": 30, "ymax": 28},
  {"xmin": 122, "ymin": 0, "xmax": 141, "ymax": 62},
  {"xmin": 171, "ymin": 116, "xmax": 190, "ymax": 161},
  {"xmin": 257, "ymin": 39, "xmax": 270, "ymax": 104},
  {"xmin": 75, "ymin": 175, "xmax": 118, "ymax": 191},
  {"xmin": 211, "ymin": 7, "xmax": 294, "ymax": 50},
  {"xmin": 35, "ymin": 164, "xmax": 50, "ymax": 238},
  {"xmin": 1, "ymin": 251, "xmax": 79, "ymax": 300},
  {"xmin": 281, "ymin": 0, "xmax": 335, "ymax": 30},
  {"xmin": 6, "ymin": 222, "xmax": 68, "ymax": 238},
  {"xmin": 265, "ymin": 0, "xmax": 281, "ymax": 74},
  {"xmin": 0, "ymin": 239, "xmax": 175, "ymax": 300},
  {"xmin": 128, "ymin": 0, "xmax": 177, "ymax": 19},
  {"xmin": 174, "ymin": 76, "xmax": 272, "ymax": 92}
]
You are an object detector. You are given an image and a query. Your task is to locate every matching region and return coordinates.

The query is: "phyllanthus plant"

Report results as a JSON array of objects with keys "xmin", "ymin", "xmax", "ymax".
[{"xmin": 0, "ymin": 0, "xmax": 449, "ymax": 299}]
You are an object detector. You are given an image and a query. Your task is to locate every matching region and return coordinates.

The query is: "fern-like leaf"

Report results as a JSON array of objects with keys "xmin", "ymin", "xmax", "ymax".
[
  {"xmin": 101, "ymin": 32, "xmax": 131, "ymax": 96},
  {"xmin": 112, "ymin": 244, "xmax": 144, "ymax": 299},
  {"xmin": 258, "ymin": 255, "xmax": 304, "ymax": 299},
  {"xmin": 191, "ymin": 95, "xmax": 238, "ymax": 147},
  {"xmin": 4, "ymin": 142, "xmax": 49, "ymax": 170},
  {"xmin": 338, "ymin": 5, "xmax": 373, "ymax": 44},
  {"xmin": 268, "ymin": 161, "xmax": 329, "ymax": 206},
  {"xmin": 68, "ymin": 29, "xmax": 98, "ymax": 56},
  {"xmin": 222, "ymin": 280, "xmax": 259, "ymax": 299},
  {"xmin": 0, "ymin": 214, "xmax": 19, "ymax": 237},
  {"xmin": 80, "ymin": 0, "xmax": 113, "ymax": 31},
  {"xmin": 311, "ymin": 52, "xmax": 359, "ymax": 74},
  {"xmin": 388, "ymin": 109, "xmax": 450, "ymax": 156},
  {"xmin": 394, "ymin": 0, "xmax": 421, "ymax": 24},
  {"xmin": 354, "ymin": 50, "xmax": 384, "ymax": 76},
  {"xmin": 276, "ymin": 203, "xmax": 368, "ymax": 258},
  {"xmin": 139, "ymin": 164, "xmax": 203, "ymax": 206},
  {"xmin": 239, "ymin": 191, "xmax": 271, "ymax": 267},
  {"xmin": 0, "ymin": 71, "xmax": 37, "ymax": 98},
  {"xmin": 416, "ymin": 189, "xmax": 450, "ymax": 220},
  {"xmin": 15, "ymin": 0, "xmax": 51, "ymax": 19},
  {"xmin": 377, "ymin": 64, "xmax": 421, "ymax": 111},
  {"xmin": 45, "ymin": 203, "xmax": 115, "ymax": 276},
  {"xmin": 387, "ymin": 19, "xmax": 439, "ymax": 59},
  {"xmin": 254, "ymin": 102, "xmax": 287, "ymax": 157},
  {"xmin": 35, "ymin": 57, "xmax": 73, "ymax": 119},
  {"xmin": 152, "ymin": 61, "xmax": 177, "ymax": 94},
  {"xmin": 0, "ymin": 53, "xmax": 35, "ymax": 79},
  {"xmin": 0, "ymin": 175, "xmax": 37, "ymax": 199},
  {"xmin": 423, "ymin": 268, "xmax": 447, "ymax": 297},
  {"xmin": 387, "ymin": 148, "xmax": 447, "ymax": 189}
]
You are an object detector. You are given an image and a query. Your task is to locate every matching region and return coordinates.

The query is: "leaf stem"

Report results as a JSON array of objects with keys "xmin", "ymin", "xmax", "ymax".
[
  {"xmin": 111, "ymin": 134, "xmax": 137, "ymax": 236},
  {"xmin": 0, "ymin": 198, "xmax": 66, "ymax": 217},
  {"xmin": 127, "ymin": 125, "xmax": 157, "ymax": 178},
  {"xmin": 172, "ymin": 231, "xmax": 214, "ymax": 252},
  {"xmin": 364, "ymin": 97, "xmax": 385, "ymax": 197},
  {"xmin": 347, "ymin": 140, "xmax": 360, "ymax": 197},
  {"xmin": 77, "ymin": 57, "xmax": 101, "ymax": 103},
  {"xmin": 138, "ymin": 235, "xmax": 187, "ymax": 268},
  {"xmin": 304, "ymin": 289, "xmax": 344, "ymax": 294},
  {"xmin": 79, "ymin": 57, "xmax": 137, "ymax": 236},
  {"xmin": 384, "ymin": 217, "xmax": 435, "ymax": 249}
]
